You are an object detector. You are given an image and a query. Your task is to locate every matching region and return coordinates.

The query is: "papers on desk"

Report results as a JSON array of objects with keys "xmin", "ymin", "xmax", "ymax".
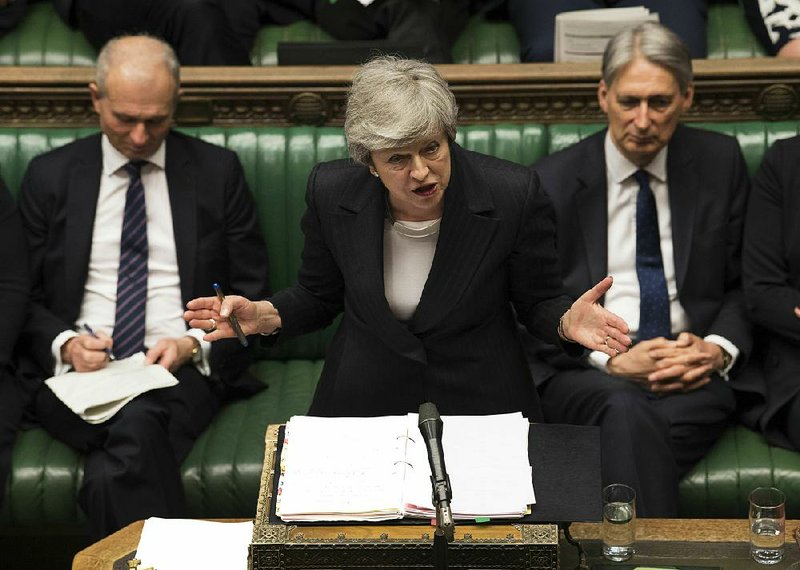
[
  {"xmin": 276, "ymin": 412, "xmax": 534, "ymax": 522},
  {"xmin": 135, "ymin": 518, "xmax": 253, "ymax": 570},
  {"xmin": 44, "ymin": 353, "xmax": 178, "ymax": 424},
  {"xmin": 554, "ymin": 7, "xmax": 659, "ymax": 62}
]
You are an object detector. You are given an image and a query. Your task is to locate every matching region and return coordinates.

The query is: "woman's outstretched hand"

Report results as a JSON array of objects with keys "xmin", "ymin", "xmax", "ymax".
[
  {"xmin": 561, "ymin": 276, "xmax": 632, "ymax": 357},
  {"xmin": 184, "ymin": 296, "xmax": 281, "ymax": 341}
]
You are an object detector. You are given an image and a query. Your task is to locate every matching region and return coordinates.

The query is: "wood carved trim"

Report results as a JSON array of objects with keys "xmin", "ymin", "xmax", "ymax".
[{"xmin": 0, "ymin": 59, "xmax": 798, "ymax": 127}]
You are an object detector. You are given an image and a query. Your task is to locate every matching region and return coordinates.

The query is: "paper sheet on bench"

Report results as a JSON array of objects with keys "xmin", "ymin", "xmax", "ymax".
[
  {"xmin": 44, "ymin": 353, "xmax": 178, "ymax": 424},
  {"xmin": 136, "ymin": 517, "xmax": 253, "ymax": 570}
]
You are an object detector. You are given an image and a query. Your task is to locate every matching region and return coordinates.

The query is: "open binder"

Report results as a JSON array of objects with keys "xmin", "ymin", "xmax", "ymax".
[{"xmin": 276, "ymin": 412, "xmax": 535, "ymax": 523}]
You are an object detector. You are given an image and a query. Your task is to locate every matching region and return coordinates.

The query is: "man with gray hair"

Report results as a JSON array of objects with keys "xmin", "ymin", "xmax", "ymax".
[
  {"xmin": 525, "ymin": 21, "xmax": 751, "ymax": 516},
  {"xmin": 16, "ymin": 35, "xmax": 269, "ymax": 538}
]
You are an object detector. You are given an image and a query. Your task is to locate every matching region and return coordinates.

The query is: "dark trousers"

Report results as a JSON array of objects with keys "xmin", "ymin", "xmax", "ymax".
[
  {"xmin": 221, "ymin": 0, "xmax": 455, "ymax": 64},
  {"xmin": 34, "ymin": 365, "xmax": 223, "ymax": 539},
  {"xmin": 72, "ymin": 0, "xmax": 252, "ymax": 65},
  {"xmin": 538, "ymin": 368, "xmax": 734, "ymax": 517},
  {"xmin": 0, "ymin": 371, "xmax": 28, "ymax": 506},
  {"xmin": 508, "ymin": 0, "xmax": 708, "ymax": 61}
]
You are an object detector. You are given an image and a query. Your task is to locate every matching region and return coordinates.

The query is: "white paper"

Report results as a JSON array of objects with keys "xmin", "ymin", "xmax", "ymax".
[
  {"xmin": 555, "ymin": 7, "xmax": 660, "ymax": 62},
  {"xmin": 277, "ymin": 412, "xmax": 534, "ymax": 522},
  {"xmin": 44, "ymin": 353, "xmax": 178, "ymax": 424},
  {"xmin": 135, "ymin": 518, "xmax": 253, "ymax": 570}
]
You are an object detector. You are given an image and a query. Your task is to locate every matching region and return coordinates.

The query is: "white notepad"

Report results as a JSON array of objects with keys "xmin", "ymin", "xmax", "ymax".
[{"xmin": 45, "ymin": 353, "xmax": 178, "ymax": 424}]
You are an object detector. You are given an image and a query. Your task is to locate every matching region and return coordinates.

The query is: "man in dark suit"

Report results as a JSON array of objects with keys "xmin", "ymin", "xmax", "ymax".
[
  {"xmin": 17, "ymin": 35, "xmax": 269, "ymax": 539},
  {"xmin": 526, "ymin": 22, "xmax": 750, "ymax": 517}
]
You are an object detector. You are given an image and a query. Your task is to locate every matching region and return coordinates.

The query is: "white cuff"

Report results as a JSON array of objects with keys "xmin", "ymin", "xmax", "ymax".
[
  {"xmin": 186, "ymin": 328, "xmax": 211, "ymax": 377},
  {"xmin": 587, "ymin": 350, "xmax": 612, "ymax": 372},
  {"xmin": 51, "ymin": 329, "xmax": 79, "ymax": 376},
  {"xmin": 704, "ymin": 334, "xmax": 739, "ymax": 381}
]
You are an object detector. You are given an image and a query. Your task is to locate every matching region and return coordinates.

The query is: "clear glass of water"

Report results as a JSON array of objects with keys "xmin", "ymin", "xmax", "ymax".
[
  {"xmin": 749, "ymin": 486, "xmax": 786, "ymax": 565},
  {"xmin": 602, "ymin": 483, "xmax": 636, "ymax": 562}
]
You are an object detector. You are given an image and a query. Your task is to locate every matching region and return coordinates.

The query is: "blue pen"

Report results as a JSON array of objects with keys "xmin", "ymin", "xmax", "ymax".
[
  {"xmin": 82, "ymin": 323, "xmax": 115, "ymax": 361},
  {"xmin": 213, "ymin": 283, "xmax": 249, "ymax": 347}
]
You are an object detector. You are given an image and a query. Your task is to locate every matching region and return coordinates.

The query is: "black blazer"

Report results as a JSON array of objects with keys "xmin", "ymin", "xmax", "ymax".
[
  {"xmin": 270, "ymin": 142, "xmax": 575, "ymax": 419},
  {"xmin": 527, "ymin": 125, "xmax": 753, "ymax": 384},
  {"xmin": 743, "ymin": 135, "xmax": 800, "ymax": 447},
  {"xmin": 17, "ymin": 131, "xmax": 270, "ymax": 395}
]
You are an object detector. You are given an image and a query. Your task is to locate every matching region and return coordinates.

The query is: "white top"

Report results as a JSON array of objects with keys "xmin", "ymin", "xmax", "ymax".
[
  {"xmin": 51, "ymin": 135, "xmax": 210, "ymax": 375},
  {"xmin": 587, "ymin": 133, "xmax": 738, "ymax": 374},
  {"xmin": 382, "ymin": 218, "xmax": 441, "ymax": 321}
]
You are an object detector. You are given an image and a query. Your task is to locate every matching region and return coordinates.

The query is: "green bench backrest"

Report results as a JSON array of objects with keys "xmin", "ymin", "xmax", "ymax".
[
  {"xmin": 0, "ymin": 0, "xmax": 762, "ymax": 65},
  {"xmin": 2, "ymin": 121, "xmax": 798, "ymax": 360}
]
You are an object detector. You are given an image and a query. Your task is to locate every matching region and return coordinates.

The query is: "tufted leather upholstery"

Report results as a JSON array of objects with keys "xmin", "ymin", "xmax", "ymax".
[
  {"xmin": 1, "ymin": 122, "xmax": 799, "ymax": 533},
  {"xmin": 0, "ymin": 0, "xmax": 763, "ymax": 65}
]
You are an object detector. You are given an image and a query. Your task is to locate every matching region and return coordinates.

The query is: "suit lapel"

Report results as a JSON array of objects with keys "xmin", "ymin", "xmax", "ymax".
[
  {"xmin": 574, "ymin": 133, "xmax": 609, "ymax": 287},
  {"xmin": 410, "ymin": 143, "xmax": 498, "ymax": 334},
  {"xmin": 666, "ymin": 127, "xmax": 697, "ymax": 293},
  {"xmin": 65, "ymin": 137, "xmax": 102, "ymax": 312},
  {"xmin": 164, "ymin": 134, "xmax": 198, "ymax": 305},
  {"xmin": 334, "ymin": 167, "xmax": 428, "ymax": 364}
]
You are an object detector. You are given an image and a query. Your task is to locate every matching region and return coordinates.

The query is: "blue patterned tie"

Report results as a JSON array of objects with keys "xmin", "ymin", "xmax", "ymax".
[
  {"xmin": 634, "ymin": 169, "xmax": 671, "ymax": 341},
  {"xmin": 113, "ymin": 160, "xmax": 148, "ymax": 358}
]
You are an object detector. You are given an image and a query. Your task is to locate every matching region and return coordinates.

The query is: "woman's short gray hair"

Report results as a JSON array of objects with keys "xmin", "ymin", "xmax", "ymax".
[
  {"xmin": 345, "ymin": 56, "xmax": 458, "ymax": 165},
  {"xmin": 602, "ymin": 22, "xmax": 693, "ymax": 92}
]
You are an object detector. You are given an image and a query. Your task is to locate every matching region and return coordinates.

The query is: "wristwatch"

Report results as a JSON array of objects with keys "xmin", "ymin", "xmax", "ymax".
[
  {"xmin": 189, "ymin": 336, "xmax": 202, "ymax": 364},
  {"xmin": 719, "ymin": 348, "xmax": 732, "ymax": 371}
]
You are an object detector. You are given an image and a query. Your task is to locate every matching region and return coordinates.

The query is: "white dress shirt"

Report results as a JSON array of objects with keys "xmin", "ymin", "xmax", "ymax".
[
  {"xmin": 51, "ymin": 135, "xmax": 210, "ymax": 375},
  {"xmin": 587, "ymin": 133, "xmax": 739, "ymax": 376}
]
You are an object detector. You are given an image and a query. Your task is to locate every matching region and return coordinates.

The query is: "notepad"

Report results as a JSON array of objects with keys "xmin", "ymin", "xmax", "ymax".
[
  {"xmin": 554, "ymin": 7, "xmax": 660, "ymax": 62},
  {"xmin": 44, "ymin": 353, "xmax": 178, "ymax": 424},
  {"xmin": 276, "ymin": 412, "xmax": 535, "ymax": 522}
]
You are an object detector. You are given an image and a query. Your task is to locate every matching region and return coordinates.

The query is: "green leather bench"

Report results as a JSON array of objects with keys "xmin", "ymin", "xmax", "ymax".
[
  {"xmin": 2, "ymin": 121, "xmax": 799, "ymax": 546},
  {"xmin": 0, "ymin": 0, "xmax": 764, "ymax": 66}
]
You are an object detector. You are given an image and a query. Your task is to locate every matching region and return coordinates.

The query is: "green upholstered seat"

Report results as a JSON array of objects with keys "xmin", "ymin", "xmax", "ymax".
[
  {"xmin": 2, "ymin": 121, "xmax": 800, "ymax": 532},
  {"xmin": 0, "ymin": 0, "xmax": 763, "ymax": 65}
]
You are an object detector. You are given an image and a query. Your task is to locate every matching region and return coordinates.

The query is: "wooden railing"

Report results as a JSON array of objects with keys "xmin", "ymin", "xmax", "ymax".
[{"xmin": 1, "ymin": 58, "xmax": 799, "ymax": 128}]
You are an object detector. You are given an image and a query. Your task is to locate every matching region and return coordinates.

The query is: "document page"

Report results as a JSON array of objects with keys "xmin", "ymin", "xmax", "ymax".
[
  {"xmin": 555, "ymin": 7, "xmax": 659, "ymax": 62},
  {"xmin": 403, "ymin": 412, "xmax": 535, "ymax": 520},
  {"xmin": 44, "ymin": 353, "xmax": 178, "ymax": 424},
  {"xmin": 277, "ymin": 415, "xmax": 410, "ymax": 521}
]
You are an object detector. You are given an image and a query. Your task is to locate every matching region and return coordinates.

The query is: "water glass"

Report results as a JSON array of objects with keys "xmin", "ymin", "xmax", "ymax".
[
  {"xmin": 749, "ymin": 486, "xmax": 786, "ymax": 565},
  {"xmin": 602, "ymin": 483, "xmax": 636, "ymax": 561}
]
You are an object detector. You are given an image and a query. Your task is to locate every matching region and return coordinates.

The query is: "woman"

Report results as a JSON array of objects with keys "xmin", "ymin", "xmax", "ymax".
[
  {"xmin": 186, "ymin": 56, "xmax": 630, "ymax": 418},
  {"xmin": 742, "ymin": 135, "xmax": 800, "ymax": 450},
  {"xmin": 0, "ymin": 176, "xmax": 29, "ymax": 504}
]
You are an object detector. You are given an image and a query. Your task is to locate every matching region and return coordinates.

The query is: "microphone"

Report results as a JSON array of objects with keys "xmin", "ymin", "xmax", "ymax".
[{"xmin": 418, "ymin": 402, "xmax": 455, "ymax": 542}]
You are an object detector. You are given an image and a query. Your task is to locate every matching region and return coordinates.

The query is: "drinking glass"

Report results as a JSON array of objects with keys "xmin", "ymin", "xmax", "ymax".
[
  {"xmin": 602, "ymin": 483, "xmax": 636, "ymax": 561},
  {"xmin": 749, "ymin": 486, "xmax": 785, "ymax": 565}
]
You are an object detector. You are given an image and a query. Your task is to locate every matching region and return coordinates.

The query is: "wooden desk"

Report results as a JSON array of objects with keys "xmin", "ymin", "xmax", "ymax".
[{"xmin": 73, "ymin": 518, "xmax": 800, "ymax": 569}]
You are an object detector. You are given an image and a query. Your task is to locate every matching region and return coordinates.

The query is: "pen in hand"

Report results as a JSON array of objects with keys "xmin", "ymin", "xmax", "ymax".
[
  {"xmin": 81, "ymin": 323, "xmax": 115, "ymax": 361},
  {"xmin": 212, "ymin": 283, "xmax": 249, "ymax": 347}
]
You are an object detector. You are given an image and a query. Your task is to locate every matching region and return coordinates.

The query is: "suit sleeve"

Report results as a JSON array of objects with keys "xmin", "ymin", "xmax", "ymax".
[
  {"xmin": 0, "ymin": 180, "xmax": 29, "ymax": 370},
  {"xmin": 743, "ymin": 140, "xmax": 800, "ymax": 345},
  {"xmin": 18, "ymin": 158, "xmax": 76, "ymax": 374},
  {"xmin": 509, "ymin": 169, "xmax": 576, "ymax": 350},
  {"xmin": 269, "ymin": 163, "xmax": 344, "ymax": 337},
  {"xmin": 705, "ymin": 139, "xmax": 752, "ymax": 359}
]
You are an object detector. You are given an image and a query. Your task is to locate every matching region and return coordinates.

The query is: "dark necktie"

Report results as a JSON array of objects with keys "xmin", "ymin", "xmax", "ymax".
[
  {"xmin": 634, "ymin": 169, "xmax": 671, "ymax": 341},
  {"xmin": 113, "ymin": 160, "xmax": 148, "ymax": 358}
]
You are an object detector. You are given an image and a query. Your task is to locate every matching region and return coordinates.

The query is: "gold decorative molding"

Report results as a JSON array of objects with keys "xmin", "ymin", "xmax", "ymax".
[{"xmin": 5, "ymin": 59, "xmax": 799, "ymax": 128}]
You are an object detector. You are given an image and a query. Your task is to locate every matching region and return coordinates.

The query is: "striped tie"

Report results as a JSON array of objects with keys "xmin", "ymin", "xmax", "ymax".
[
  {"xmin": 113, "ymin": 160, "xmax": 148, "ymax": 358},
  {"xmin": 634, "ymin": 169, "xmax": 671, "ymax": 341}
]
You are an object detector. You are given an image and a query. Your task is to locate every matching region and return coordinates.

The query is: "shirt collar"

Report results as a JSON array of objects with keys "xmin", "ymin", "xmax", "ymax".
[
  {"xmin": 101, "ymin": 134, "xmax": 166, "ymax": 176},
  {"xmin": 604, "ymin": 131, "xmax": 668, "ymax": 185}
]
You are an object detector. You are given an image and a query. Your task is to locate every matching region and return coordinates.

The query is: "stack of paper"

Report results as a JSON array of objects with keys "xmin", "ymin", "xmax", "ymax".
[
  {"xmin": 276, "ymin": 412, "xmax": 534, "ymax": 523},
  {"xmin": 45, "ymin": 353, "xmax": 178, "ymax": 424},
  {"xmin": 554, "ymin": 7, "xmax": 660, "ymax": 62}
]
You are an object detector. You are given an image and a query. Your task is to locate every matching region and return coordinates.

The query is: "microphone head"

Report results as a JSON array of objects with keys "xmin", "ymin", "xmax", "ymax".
[{"xmin": 418, "ymin": 402, "xmax": 440, "ymax": 424}]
